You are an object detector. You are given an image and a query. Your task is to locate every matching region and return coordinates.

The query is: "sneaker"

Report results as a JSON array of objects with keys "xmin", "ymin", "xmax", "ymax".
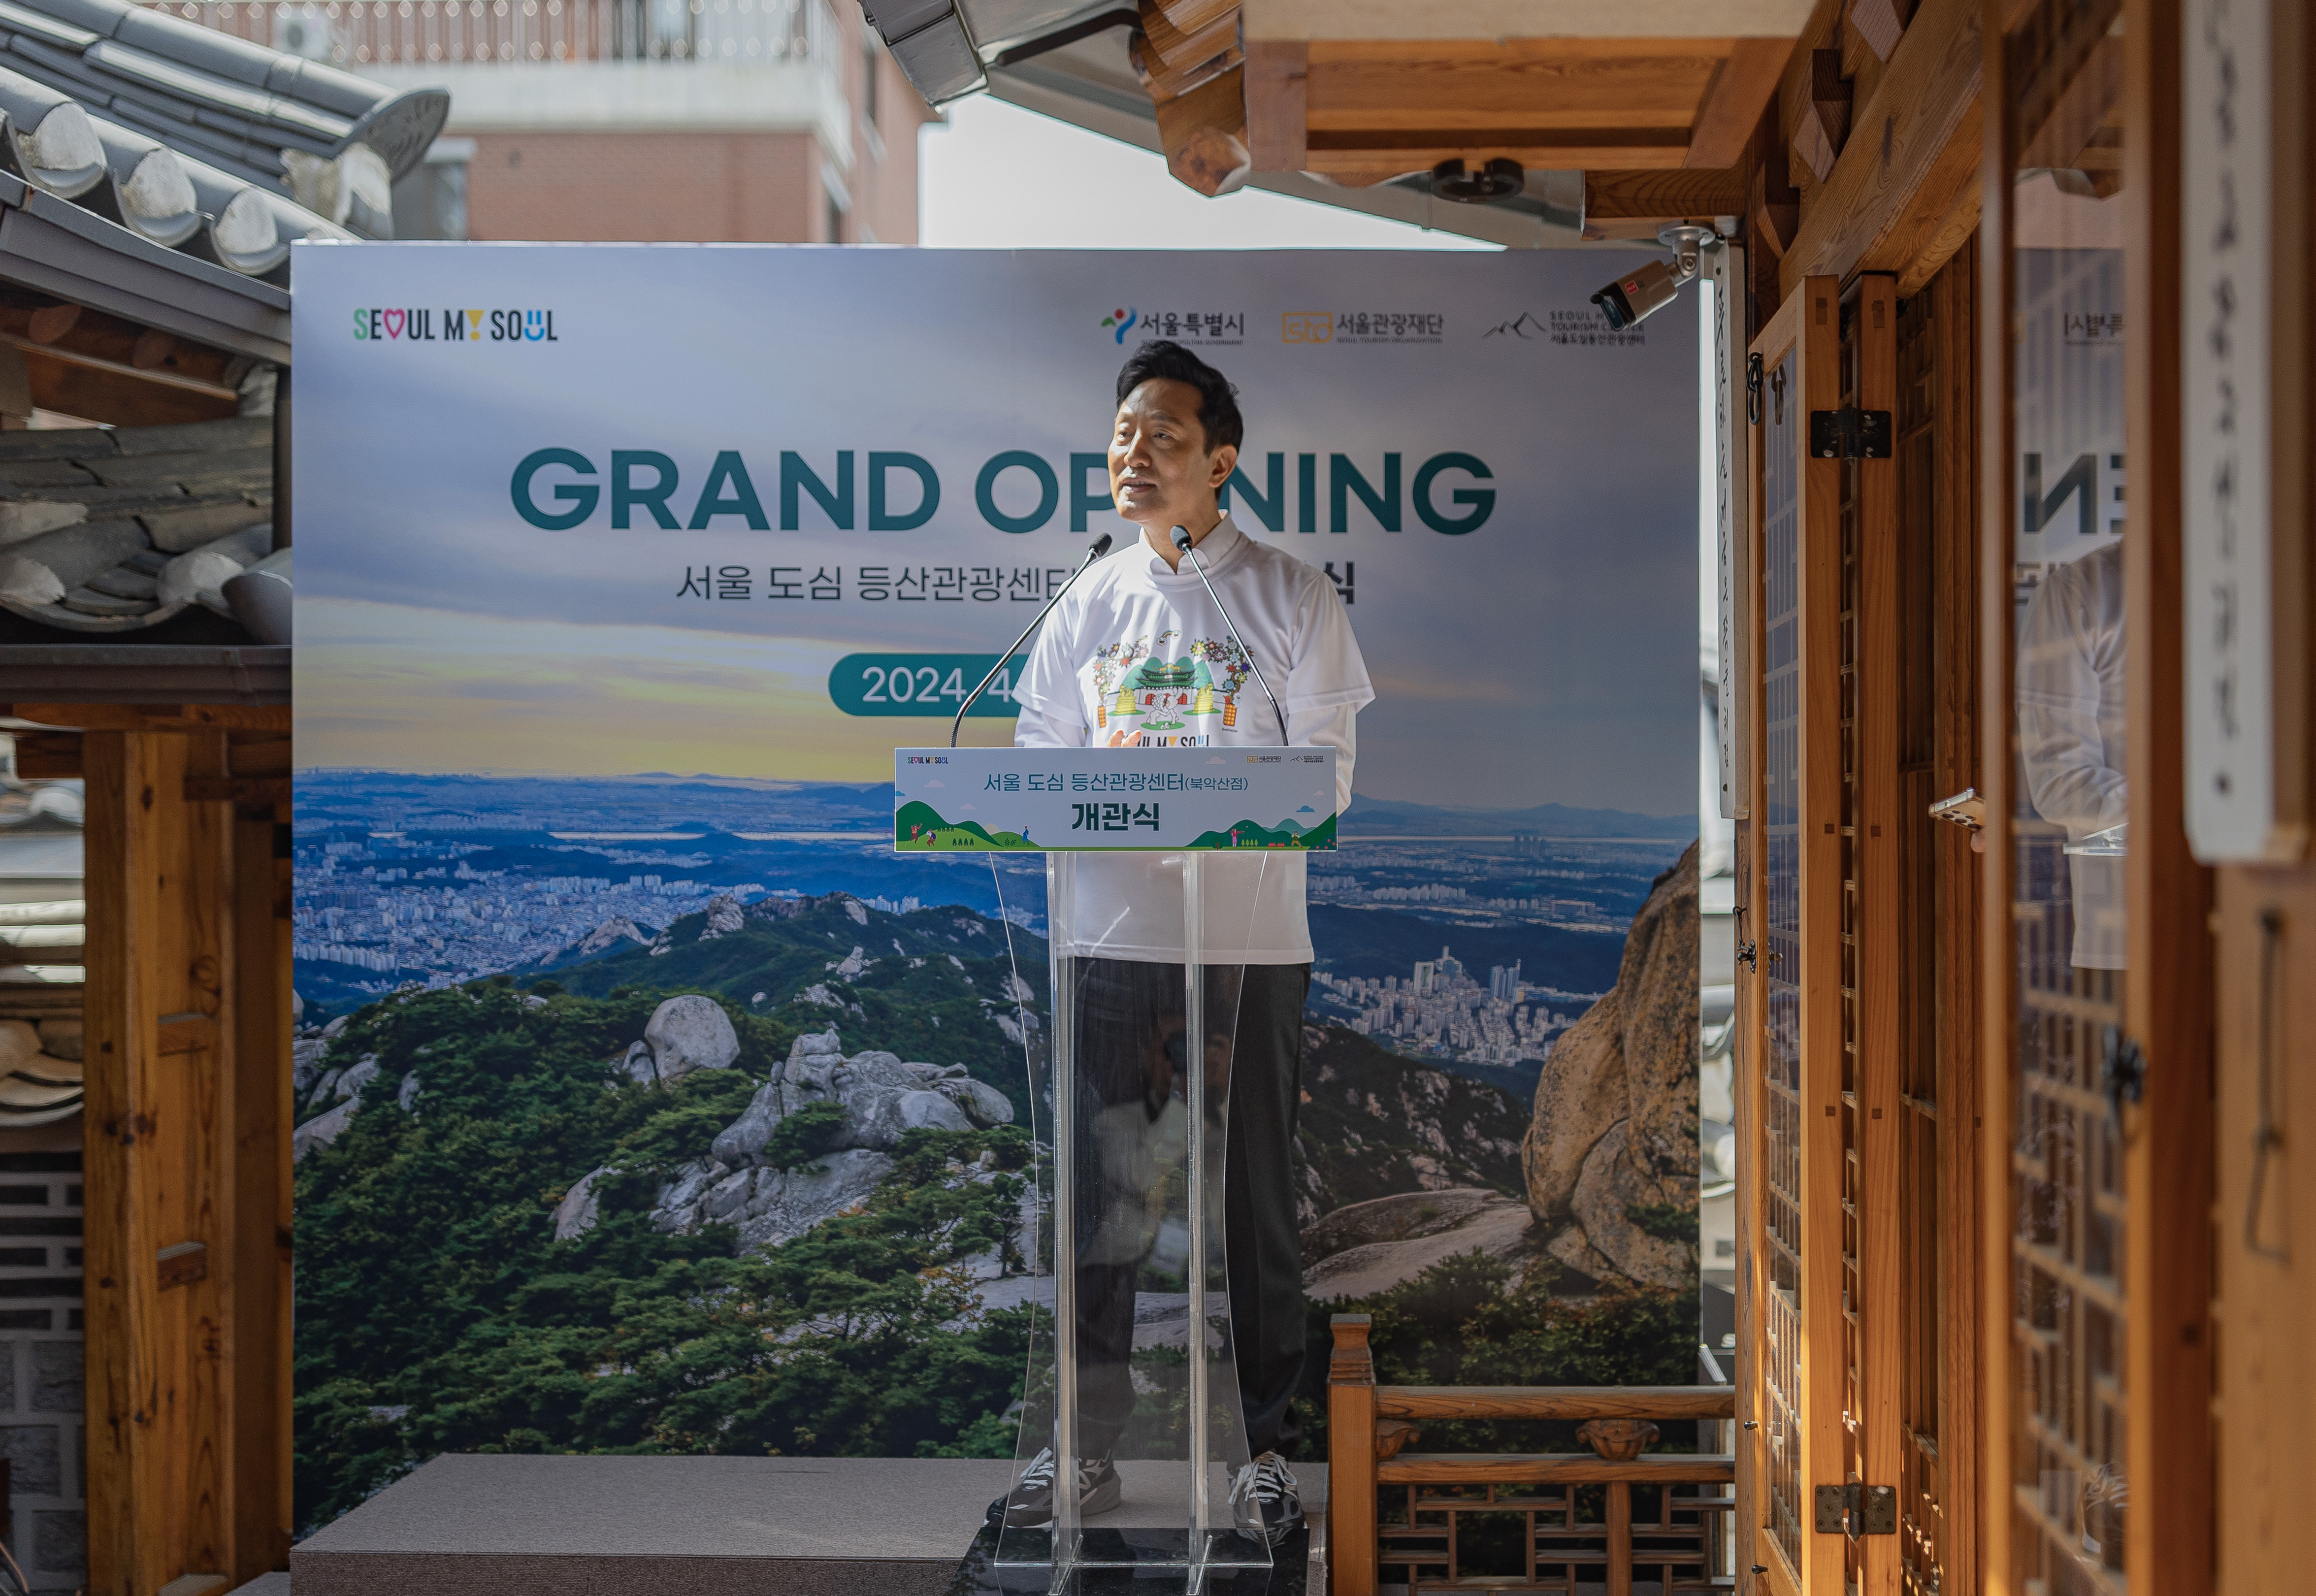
[
  {"xmin": 1228, "ymin": 1452, "xmax": 1304, "ymax": 1543},
  {"xmin": 988, "ymin": 1447, "xmax": 1123, "ymax": 1529}
]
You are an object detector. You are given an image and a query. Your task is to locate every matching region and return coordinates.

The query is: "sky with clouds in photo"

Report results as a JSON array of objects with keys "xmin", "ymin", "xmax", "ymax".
[{"xmin": 294, "ymin": 110, "xmax": 1696, "ymax": 817}]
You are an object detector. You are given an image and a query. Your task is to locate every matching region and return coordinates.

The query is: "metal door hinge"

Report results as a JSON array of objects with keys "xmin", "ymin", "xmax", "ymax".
[
  {"xmin": 2101, "ymin": 1024, "xmax": 2146, "ymax": 1127},
  {"xmin": 1747, "ymin": 352, "xmax": 1763, "ymax": 424},
  {"xmin": 1815, "ymin": 1482, "xmax": 1896, "ymax": 1536},
  {"xmin": 1809, "ymin": 406, "xmax": 1892, "ymax": 459},
  {"xmin": 1737, "ymin": 939, "xmax": 1758, "ymax": 972}
]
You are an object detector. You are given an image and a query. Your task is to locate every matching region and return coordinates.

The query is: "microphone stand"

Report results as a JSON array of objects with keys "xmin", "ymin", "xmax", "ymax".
[
  {"xmin": 1172, "ymin": 524, "xmax": 1289, "ymax": 745},
  {"xmin": 949, "ymin": 533, "xmax": 1113, "ymax": 747}
]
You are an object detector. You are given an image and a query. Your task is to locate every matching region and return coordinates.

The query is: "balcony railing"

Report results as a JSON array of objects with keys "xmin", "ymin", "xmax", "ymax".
[
  {"xmin": 1329, "ymin": 1314, "xmax": 1739, "ymax": 1596},
  {"xmin": 148, "ymin": 0, "xmax": 833, "ymax": 67}
]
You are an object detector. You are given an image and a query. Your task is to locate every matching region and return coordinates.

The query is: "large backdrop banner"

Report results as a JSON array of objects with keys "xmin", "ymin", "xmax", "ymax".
[{"xmin": 288, "ymin": 244, "xmax": 1704, "ymax": 1533}]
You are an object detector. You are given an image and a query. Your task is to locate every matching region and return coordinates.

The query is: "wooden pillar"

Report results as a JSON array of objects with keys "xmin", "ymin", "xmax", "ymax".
[
  {"xmin": 1929, "ymin": 246, "xmax": 1984, "ymax": 1596},
  {"xmin": 80, "ymin": 722, "xmax": 280, "ymax": 1595},
  {"xmin": 1973, "ymin": 2, "xmax": 2019, "ymax": 1587},
  {"xmin": 1851, "ymin": 271, "xmax": 1904, "ymax": 1596},
  {"xmin": 2208, "ymin": 0, "xmax": 2316, "ymax": 1587},
  {"xmin": 229, "ymin": 778, "xmax": 292, "ymax": 1568},
  {"xmin": 2120, "ymin": 2, "xmax": 2217, "ymax": 1593},
  {"xmin": 1328, "ymin": 1313, "xmax": 1378, "ymax": 1596}
]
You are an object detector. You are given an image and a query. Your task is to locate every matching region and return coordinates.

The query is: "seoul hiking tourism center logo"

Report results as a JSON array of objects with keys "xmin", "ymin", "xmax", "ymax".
[{"xmin": 353, "ymin": 306, "xmax": 561, "ymax": 343}]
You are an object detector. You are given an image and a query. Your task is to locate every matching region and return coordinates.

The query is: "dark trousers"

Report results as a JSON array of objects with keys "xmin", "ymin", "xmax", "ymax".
[{"xmin": 1069, "ymin": 958, "xmax": 1308, "ymax": 1462}]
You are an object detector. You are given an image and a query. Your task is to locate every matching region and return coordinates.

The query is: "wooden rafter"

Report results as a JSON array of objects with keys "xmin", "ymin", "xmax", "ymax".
[
  {"xmin": 1217, "ymin": 3, "xmax": 1805, "ymax": 190},
  {"xmin": 0, "ymin": 286, "xmax": 247, "ymax": 426}
]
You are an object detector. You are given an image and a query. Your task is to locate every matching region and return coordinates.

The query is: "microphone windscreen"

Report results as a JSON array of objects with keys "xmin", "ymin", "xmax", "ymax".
[
  {"xmin": 1090, "ymin": 532, "xmax": 1113, "ymax": 556},
  {"xmin": 1172, "ymin": 525, "xmax": 1194, "ymax": 552}
]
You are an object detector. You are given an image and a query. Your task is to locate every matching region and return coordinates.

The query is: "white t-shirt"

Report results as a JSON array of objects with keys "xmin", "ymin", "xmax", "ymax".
[
  {"xmin": 1014, "ymin": 518, "xmax": 1374, "ymax": 964},
  {"xmin": 2018, "ymin": 541, "xmax": 2127, "ymax": 970}
]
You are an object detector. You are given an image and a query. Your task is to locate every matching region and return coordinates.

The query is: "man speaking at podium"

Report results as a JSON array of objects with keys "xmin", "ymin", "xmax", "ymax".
[{"xmin": 1000, "ymin": 341, "xmax": 1372, "ymax": 1539}]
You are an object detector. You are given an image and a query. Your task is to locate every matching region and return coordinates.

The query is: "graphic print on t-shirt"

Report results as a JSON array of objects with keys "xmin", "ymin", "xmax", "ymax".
[{"xmin": 1088, "ymin": 629, "xmax": 1253, "ymax": 745}]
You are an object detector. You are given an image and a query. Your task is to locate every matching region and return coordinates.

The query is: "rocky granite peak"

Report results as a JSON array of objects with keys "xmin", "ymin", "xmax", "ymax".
[
  {"xmin": 698, "ymin": 895, "xmax": 745, "ymax": 941},
  {"xmin": 1521, "ymin": 841, "xmax": 1700, "ymax": 1290},
  {"xmin": 572, "ymin": 916, "xmax": 649, "ymax": 957},
  {"xmin": 646, "ymin": 1027, "xmax": 1014, "ymax": 1250}
]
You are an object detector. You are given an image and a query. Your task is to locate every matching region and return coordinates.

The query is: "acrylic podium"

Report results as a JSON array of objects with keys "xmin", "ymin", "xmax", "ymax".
[{"xmin": 895, "ymin": 744, "xmax": 1338, "ymax": 1592}]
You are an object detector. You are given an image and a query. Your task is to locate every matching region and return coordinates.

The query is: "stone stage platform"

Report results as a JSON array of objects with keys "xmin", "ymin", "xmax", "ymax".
[{"xmin": 291, "ymin": 1454, "xmax": 1329, "ymax": 1595}]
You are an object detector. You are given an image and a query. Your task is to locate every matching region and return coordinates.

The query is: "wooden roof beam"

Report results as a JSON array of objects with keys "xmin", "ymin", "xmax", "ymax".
[
  {"xmin": 1240, "ymin": 3, "xmax": 1816, "ymax": 179},
  {"xmin": 1245, "ymin": 38, "xmax": 1307, "ymax": 171},
  {"xmin": 1778, "ymin": 0, "xmax": 1984, "ymax": 297},
  {"xmin": 1304, "ymin": 133, "xmax": 1693, "ymax": 175},
  {"xmin": 1685, "ymin": 37, "xmax": 1791, "ymax": 168},
  {"xmin": 1585, "ymin": 168, "xmax": 1748, "ymax": 221},
  {"xmin": 1240, "ymin": 1, "xmax": 1820, "ymax": 43}
]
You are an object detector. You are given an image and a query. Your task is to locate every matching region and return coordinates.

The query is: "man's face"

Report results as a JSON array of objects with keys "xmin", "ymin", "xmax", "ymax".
[{"xmin": 1108, "ymin": 378, "xmax": 1238, "ymax": 529}]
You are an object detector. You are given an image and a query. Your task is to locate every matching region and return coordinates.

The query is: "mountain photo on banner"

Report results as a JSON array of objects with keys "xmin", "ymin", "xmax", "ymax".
[{"xmin": 286, "ymin": 244, "xmax": 1700, "ymax": 1532}]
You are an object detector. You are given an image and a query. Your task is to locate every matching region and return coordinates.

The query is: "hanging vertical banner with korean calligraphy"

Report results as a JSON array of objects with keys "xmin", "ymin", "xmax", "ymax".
[{"xmin": 2184, "ymin": 0, "xmax": 2279, "ymax": 860}]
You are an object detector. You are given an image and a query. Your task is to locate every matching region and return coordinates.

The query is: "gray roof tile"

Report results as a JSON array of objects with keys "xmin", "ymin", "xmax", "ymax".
[
  {"xmin": 0, "ymin": 412, "xmax": 271, "ymax": 634},
  {"xmin": 0, "ymin": 0, "xmax": 449, "ymax": 289}
]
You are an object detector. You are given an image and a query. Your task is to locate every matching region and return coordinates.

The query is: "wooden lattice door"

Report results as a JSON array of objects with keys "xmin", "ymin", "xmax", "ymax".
[
  {"xmin": 1742, "ymin": 267, "xmax": 1977, "ymax": 1596},
  {"xmin": 1740, "ymin": 275, "xmax": 1843, "ymax": 1596}
]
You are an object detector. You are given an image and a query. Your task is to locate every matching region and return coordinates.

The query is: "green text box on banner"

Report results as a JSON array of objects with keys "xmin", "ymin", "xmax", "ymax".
[{"xmin": 829, "ymin": 653, "xmax": 1029, "ymax": 717}]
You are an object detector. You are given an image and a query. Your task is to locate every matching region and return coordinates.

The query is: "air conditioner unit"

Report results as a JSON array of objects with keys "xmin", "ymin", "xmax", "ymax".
[{"xmin": 274, "ymin": 5, "xmax": 336, "ymax": 63}]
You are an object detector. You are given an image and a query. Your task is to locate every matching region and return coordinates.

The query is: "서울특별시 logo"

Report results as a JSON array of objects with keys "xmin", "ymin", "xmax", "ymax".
[
  {"xmin": 1103, "ymin": 307, "xmax": 1242, "ymax": 344},
  {"xmin": 353, "ymin": 307, "xmax": 560, "ymax": 343}
]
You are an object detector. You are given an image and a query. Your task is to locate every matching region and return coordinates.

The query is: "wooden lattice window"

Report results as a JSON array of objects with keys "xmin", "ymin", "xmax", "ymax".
[
  {"xmin": 1756, "ymin": 340, "xmax": 1807, "ymax": 1577},
  {"xmin": 2002, "ymin": 2, "xmax": 2131, "ymax": 1589}
]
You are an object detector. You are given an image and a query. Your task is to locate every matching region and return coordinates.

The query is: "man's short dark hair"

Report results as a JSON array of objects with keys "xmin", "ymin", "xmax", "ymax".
[{"xmin": 1115, "ymin": 340, "xmax": 1244, "ymax": 453}]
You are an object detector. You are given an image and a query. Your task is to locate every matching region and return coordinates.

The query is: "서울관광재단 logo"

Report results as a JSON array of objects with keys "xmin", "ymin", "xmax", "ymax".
[
  {"xmin": 1284, "ymin": 311, "xmax": 1443, "ymax": 345},
  {"xmin": 1281, "ymin": 310, "xmax": 1332, "ymax": 344},
  {"xmin": 353, "ymin": 307, "xmax": 560, "ymax": 343}
]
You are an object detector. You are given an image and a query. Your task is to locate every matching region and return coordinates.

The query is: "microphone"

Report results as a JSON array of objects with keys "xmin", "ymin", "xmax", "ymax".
[
  {"xmin": 950, "ymin": 532, "xmax": 1113, "ymax": 747},
  {"xmin": 1173, "ymin": 524, "xmax": 1289, "ymax": 745}
]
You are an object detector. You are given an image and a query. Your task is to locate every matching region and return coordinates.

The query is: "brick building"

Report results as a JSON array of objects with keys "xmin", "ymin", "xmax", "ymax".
[{"xmin": 168, "ymin": 0, "xmax": 933, "ymax": 243}]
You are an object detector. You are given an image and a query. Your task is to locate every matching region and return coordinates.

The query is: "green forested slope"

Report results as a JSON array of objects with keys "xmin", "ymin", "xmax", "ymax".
[{"xmin": 293, "ymin": 976, "xmax": 1035, "ymax": 1532}]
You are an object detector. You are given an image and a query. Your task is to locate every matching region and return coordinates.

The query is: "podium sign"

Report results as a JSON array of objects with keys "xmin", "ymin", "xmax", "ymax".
[{"xmin": 893, "ymin": 746, "xmax": 1337, "ymax": 852}]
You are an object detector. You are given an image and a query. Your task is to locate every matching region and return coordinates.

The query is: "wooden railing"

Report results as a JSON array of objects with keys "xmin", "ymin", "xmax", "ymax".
[{"xmin": 1329, "ymin": 1314, "xmax": 1738, "ymax": 1596}]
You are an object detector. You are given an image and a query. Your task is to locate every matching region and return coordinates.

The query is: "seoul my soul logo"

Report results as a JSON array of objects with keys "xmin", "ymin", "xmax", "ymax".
[{"xmin": 352, "ymin": 307, "xmax": 560, "ymax": 343}]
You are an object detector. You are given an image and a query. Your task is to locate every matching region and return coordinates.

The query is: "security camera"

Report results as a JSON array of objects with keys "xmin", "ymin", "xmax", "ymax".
[{"xmin": 1591, "ymin": 224, "xmax": 1718, "ymax": 331}]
